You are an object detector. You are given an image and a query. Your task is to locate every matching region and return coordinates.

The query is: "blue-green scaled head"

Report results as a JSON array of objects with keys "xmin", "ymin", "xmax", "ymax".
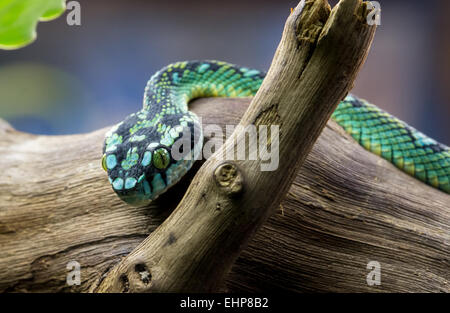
[{"xmin": 102, "ymin": 110, "xmax": 202, "ymax": 206}]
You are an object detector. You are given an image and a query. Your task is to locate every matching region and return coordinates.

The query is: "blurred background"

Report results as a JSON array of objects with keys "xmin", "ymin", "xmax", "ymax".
[{"xmin": 0, "ymin": 0, "xmax": 448, "ymax": 144}]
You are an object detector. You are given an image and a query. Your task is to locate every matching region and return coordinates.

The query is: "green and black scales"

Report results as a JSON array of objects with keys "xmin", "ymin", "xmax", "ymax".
[{"xmin": 102, "ymin": 60, "xmax": 450, "ymax": 205}]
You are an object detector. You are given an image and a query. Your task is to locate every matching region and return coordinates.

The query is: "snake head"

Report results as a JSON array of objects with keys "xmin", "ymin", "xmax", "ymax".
[{"xmin": 102, "ymin": 110, "xmax": 202, "ymax": 206}]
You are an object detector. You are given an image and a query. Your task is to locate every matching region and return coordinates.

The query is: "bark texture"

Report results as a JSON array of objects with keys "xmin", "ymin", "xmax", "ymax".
[{"xmin": 1, "ymin": 97, "xmax": 448, "ymax": 292}]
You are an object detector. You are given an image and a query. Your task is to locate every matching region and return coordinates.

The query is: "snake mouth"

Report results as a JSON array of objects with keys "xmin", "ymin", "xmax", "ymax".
[
  {"xmin": 114, "ymin": 181, "xmax": 156, "ymax": 207},
  {"xmin": 117, "ymin": 192, "xmax": 155, "ymax": 206}
]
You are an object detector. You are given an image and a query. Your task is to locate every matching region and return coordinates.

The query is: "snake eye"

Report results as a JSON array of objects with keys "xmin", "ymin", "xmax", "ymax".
[
  {"xmin": 153, "ymin": 148, "xmax": 170, "ymax": 170},
  {"xmin": 102, "ymin": 154, "xmax": 108, "ymax": 172}
]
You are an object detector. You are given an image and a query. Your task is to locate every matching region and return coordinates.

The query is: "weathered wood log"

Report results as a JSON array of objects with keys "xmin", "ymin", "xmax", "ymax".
[
  {"xmin": 1, "ymin": 96, "xmax": 448, "ymax": 292},
  {"xmin": 0, "ymin": 0, "xmax": 448, "ymax": 292}
]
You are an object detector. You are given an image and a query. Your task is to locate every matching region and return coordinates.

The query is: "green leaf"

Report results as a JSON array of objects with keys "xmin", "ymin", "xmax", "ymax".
[{"xmin": 0, "ymin": 0, "xmax": 66, "ymax": 50}]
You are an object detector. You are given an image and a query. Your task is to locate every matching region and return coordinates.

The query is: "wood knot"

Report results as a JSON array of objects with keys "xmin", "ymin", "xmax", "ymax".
[
  {"xmin": 134, "ymin": 263, "xmax": 152, "ymax": 285},
  {"xmin": 214, "ymin": 162, "xmax": 244, "ymax": 196},
  {"xmin": 119, "ymin": 274, "xmax": 129, "ymax": 293}
]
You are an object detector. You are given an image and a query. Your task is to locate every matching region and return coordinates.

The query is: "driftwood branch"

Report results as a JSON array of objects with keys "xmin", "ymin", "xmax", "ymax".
[
  {"xmin": 0, "ymin": 0, "xmax": 448, "ymax": 293},
  {"xmin": 1, "ymin": 96, "xmax": 449, "ymax": 292}
]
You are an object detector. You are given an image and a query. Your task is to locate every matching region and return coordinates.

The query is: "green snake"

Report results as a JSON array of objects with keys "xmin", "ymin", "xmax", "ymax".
[{"xmin": 102, "ymin": 60, "xmax": 450, "ymax": 205}]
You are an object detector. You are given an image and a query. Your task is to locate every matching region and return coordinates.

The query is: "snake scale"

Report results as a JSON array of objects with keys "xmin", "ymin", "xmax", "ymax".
[{"xmin": 102, "ymin": 60, "xmax": 450, "ymax": 205}]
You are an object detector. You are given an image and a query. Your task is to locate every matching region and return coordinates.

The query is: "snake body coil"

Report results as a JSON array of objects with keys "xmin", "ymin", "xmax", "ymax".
[{"xmin": 103, "ymin": 60, "xmax": 450, "ymax": 205}]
